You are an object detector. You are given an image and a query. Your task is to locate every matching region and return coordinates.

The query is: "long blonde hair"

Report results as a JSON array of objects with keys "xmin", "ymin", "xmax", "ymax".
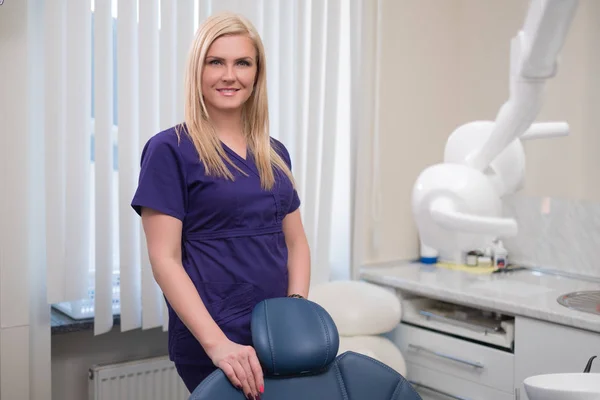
[{"xmin": 179, "ymin": 12, "xmax": 294, "ymax": 190}]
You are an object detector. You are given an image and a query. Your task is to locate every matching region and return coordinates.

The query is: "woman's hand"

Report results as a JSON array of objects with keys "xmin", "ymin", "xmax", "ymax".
[{"xmin": 206, "ymin": 338, "xmax": 264, "ymax": 399}]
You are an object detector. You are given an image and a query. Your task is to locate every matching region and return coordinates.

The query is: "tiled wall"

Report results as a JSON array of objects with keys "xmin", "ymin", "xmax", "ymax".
[{"xmin": 502, "ymin": 194, "xmax": 600, "ymax": 279}]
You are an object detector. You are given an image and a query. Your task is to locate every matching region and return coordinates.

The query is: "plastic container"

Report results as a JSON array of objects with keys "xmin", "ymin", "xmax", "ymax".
[
  {"xmin": 493, "ymin": 240, "xmax": 508, "ymax": 268},
  {"xmin": 478, "ymin": 256, "xmax": 492, "ymax": 267},
  {"xmin": 420, "ymin": 240, "xmax": 438, "ymax": 264},
  {"xmin": 466, "ymin": 251, "xmax": 479, "ymax": 266}
]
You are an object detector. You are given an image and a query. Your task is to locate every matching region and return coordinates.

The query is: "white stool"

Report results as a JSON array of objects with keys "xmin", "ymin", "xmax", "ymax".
[{"xmin": 309, "ymin": 280, "xmax": 407, "ymax": 376}]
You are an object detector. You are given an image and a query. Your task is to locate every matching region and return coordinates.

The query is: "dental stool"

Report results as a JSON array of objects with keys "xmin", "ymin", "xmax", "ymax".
[
  {"xmin": 189, "ymin": 297, "xmax": 421, "ymax": 400},
  {"xmin": 309, "ymin": 280, "xmax": 407, "ymax": 376}
]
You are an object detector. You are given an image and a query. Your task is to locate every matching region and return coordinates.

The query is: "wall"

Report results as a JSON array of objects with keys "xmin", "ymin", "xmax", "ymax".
[
  {"xmin": 0, "ymin": 1, "xmax": 51, "ymax": 399},
  {"xmin": 362, "ymin": 0, "xmax": 464, "ymax": 264},
  {"xmin": 52, "ymin": 327, "xmax": 169, "ymax": 400},
  {"xmin": 362, "ymin": 0, "xmax": 600, "ymax": 272}
]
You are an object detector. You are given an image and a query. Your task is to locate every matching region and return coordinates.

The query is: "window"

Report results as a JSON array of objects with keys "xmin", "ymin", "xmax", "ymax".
[{"xmin": 52, "ymin": 0, "xmax": 353, "ymax": 321}]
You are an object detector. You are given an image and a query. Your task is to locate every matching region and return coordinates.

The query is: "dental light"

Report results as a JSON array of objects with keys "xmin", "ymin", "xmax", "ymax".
[{"xmin": 412, "ymin": 0, "xmax": 580, "ymax": 255}]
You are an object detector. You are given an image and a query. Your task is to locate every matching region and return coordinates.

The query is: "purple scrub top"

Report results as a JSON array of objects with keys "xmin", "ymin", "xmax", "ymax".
[{"xmin": 131, "ymin": 124, "xmax": 300, "ymax": 366}]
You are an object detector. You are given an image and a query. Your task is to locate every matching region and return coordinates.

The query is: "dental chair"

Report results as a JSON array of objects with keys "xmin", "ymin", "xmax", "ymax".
[
  {"xmin": 189, "ymin": 297, "xmax": 421, "ymax": 400},
  {"xmin": 309, "ymin": 280, "xmax": 407, "ymax": 376}
]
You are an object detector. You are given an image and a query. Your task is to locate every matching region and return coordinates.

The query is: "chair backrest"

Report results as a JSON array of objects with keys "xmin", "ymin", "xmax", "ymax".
[{"xmin": 189, "ymin": 297, "xmax": 422, "ymax": 400}]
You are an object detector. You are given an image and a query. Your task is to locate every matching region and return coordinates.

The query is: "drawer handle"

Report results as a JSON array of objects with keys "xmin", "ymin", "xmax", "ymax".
[
  {"xmin": 419, "ymin": 310, "xmax": 501, "ymax": 335},
  {"xmin": 409, "ymin": 380, "xmax": 472, "ymax": 400},
  {"xmin": 408, "ymin": 344, "xmax": 484, "ymax": 369}
]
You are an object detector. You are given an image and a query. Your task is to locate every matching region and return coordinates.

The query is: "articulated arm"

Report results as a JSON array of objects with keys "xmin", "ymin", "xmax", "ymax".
[
  {"xmin": 411, "ymin": 0, "xmax": 579, "ymax": 254},
  {"xmin": 466, "ymin": 0, "xmax": 579, "ymax": 172}
]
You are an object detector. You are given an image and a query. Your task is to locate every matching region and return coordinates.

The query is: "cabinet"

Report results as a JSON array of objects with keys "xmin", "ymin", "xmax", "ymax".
[
  {"xmin": 393, "ymin": 323, "xmax": 514, "ymax": 399},
  {"xmin": 514, "ymin": 316, "xmax": 600, "ymax": 400},
  {"xmin": 386, "ymin": 290, "xmax": 600, "ymax": 400}
]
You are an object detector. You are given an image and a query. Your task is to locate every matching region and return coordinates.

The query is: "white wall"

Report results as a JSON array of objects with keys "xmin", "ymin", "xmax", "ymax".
[
  {"xmin": 361, "ymin": 0, "xmax": 600, "ymax": 264},
  {"xmin": 0, "ymin": 1, "xmax": 51, "ymax": 399},
  {"xmin": 52, "ymin": 327, "xmax": 168, "ymax": 400}
]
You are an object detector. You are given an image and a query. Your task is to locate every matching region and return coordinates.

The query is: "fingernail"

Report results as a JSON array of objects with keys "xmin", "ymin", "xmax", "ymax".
[{"xmin": 259, "ymin": 385, "xmax": 264, "ymax": 393}]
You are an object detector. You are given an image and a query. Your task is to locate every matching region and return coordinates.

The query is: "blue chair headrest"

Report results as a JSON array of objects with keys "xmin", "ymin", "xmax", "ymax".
[{"xmin": 251, "ymin": 297, "xmax": 339, "ymax": 377}]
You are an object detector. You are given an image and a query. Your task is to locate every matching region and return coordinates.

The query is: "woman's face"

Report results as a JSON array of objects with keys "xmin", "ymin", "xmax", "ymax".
[{"xmin": 201, "ymin": 34, "xmax": 258, "ymax": 115}]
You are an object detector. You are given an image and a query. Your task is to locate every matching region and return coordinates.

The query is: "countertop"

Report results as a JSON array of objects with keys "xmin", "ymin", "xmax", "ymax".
[
  {"xmin": 51, "ymin": 308, "xmax": 120, "ymax": 335},
  {"xmin": 360, "ymin": 260, "xmax": 600, "ymax": 334}
]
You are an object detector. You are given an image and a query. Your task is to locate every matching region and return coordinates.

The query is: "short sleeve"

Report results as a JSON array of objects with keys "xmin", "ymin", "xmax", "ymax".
[
  {"xmin": 131, "ymin": 135, "xmax": 187, "ymax": 221},
  {"xmin": 271, "ymin": 138, "xmax": 301, "ymax": 214},
  {"xmin": 288, "ymin": 186, "xmax": 301, "ymax": 214}
]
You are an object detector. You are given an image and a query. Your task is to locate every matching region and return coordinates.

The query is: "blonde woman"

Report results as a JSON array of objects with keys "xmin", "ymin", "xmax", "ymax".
[{"xmin": 131, "ymin": 12, "xmax": 311, "ymax": 400}]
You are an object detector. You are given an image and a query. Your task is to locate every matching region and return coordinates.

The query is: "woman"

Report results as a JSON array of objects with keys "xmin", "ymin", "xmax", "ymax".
[{"xmin": 131, "ymin": 12, "xmax": 311, "ymax": 400}]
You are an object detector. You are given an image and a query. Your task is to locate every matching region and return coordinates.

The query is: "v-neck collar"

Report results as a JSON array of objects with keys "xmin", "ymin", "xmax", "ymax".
[
  {"xmin": 221, "ymin": 141, "xmax": 247, "ymax": 161},
  {"xmin": 222, "ymin": 142, "xmax": 260, "ymax": 178}
]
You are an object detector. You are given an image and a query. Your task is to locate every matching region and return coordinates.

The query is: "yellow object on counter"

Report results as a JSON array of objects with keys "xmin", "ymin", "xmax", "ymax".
[{"xmin": 435, "ymin": 262, "xmax": 497, "ymax": 274}]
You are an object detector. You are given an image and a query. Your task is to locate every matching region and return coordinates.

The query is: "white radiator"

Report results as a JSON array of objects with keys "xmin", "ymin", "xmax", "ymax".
[{"xmin": 88, "ymin": 356, "xmax": 190, "ymax": 400}]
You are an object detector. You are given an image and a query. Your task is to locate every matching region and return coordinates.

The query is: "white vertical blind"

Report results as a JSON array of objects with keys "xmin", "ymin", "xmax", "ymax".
[
  {"xmin": 313, "ymin": 0, "xmax": 341, "ymax": 286},
  {"xmin": 294, "ymin": 0, "xmax": 310, "ymax": 204},
  {"xmin": 46, "ymin": 0, "xmax": 351, "ymax": 333},
  {"xmin": 177, "ymin": 0, "xmax": 195, "ymax": 122},
  {"xmin": 94, "ymin": 0, "xmax": 117, "ymax": 335},
  {"xmin": 93, "ymin": 0, "xmax": 117, "ymax": 334},
  {"xmin": 65, "ymin": 0, "xmax": 92, "ymax": 301},
  {"xmin": 138, "ymin": 0, "xmax": 164, "ymax": 330},
  {"xmin": 117, "ymin": 0, "xmax": 142, "ymax": 332},
  {"xmin": 159, "ymin": 0, "xmax": 177, "ymax": 131},
  {"xmin": 158, "ymin": 0, "xmax": 178, "ymax": 332},
  {"xmin": 44, "ymin": 0, "xmax": 68, "ymax": 304},
  {"xmin": 262, "ymin": 0, "xmax": 280, "ymax": 144},
  {"xmin": 349, "ymin": 0, "xmax": 381, "ymax": 279},
  {"xmin": 276, "ymin": 0, "xmax": 296, "ymax": 149},
  {"xmin": 301, "ymin": 0, "xmax": 327, "ymax": 283}
]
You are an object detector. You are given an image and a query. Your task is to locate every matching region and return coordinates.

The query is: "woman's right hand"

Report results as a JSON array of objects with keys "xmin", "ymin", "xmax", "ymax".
[{"xmin": 207, "ymin": 338, "xmax": 264, "ymax": 399}]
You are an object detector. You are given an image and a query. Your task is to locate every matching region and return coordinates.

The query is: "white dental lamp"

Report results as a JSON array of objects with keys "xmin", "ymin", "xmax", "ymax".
[{"xmin": 412, "ymin": 0, "xmax": 580, "ymax": 256}]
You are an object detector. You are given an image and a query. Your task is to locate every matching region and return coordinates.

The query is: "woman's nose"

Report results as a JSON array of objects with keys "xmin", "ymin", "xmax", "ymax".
[{"xmin": 221, "ymin": 65, "xmax": 235, "ymax": 81}]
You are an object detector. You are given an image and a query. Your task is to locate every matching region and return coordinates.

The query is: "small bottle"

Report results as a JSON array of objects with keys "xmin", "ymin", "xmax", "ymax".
[
  {"xmin": 478, "ymin": 255, "xmax": 492, "ymax": 267},
  {"xmin": 493, "ymin": 240, "xmax": 508, "ymax": 269},
  {"xmin": 420, "ymin": 240, "xmax": 438, "ymax": 264},
  {"xmin": 465, "ymin": 251, "xmax": 478, "ymax": 266}
]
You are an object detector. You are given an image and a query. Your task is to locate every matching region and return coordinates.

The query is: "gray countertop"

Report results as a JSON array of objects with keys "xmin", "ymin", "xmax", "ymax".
[
  {"xmin": 51, "ymin": 308, "xmax": 120, "ymax": 335},
  {"xmin": 360, "ymin": 260, "xmax": 600, "ymax": 334}
]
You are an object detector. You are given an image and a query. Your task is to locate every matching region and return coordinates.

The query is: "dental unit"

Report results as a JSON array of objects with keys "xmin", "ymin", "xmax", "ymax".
[
  {"xmin": 412, "ymin": 0, "xmax": 578, "ymax": 255},
  {"xmin": 412, "ymin": 0, "xmax": 600, "ymax": 398}
]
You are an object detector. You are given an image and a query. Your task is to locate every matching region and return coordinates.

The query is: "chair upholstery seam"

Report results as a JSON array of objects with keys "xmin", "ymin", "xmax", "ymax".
[
  {"xmin": 264, "ymin": 301, "xmax": 277, "ymax": 373},
  {"xmin": 391, "ymin": 379, "xmax": 405, "ymax": 399},
  {"xmin": 333, "ymin": 362, "xmax": 350, "ymax": 400},
  {"xmin": 341, "ymin": 351, "xmax": 396, "ymax": 375},
  {"xmin": 308, "ymin": 301, "xmax": 330, "ymax": 369}
]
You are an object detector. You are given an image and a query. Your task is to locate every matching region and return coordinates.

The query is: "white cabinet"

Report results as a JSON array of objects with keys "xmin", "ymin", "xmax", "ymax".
[
  {"xmin": 382, "ymin": 287, "xmax": 600, "ymax": 400},
  {"xmin": 407, "ymin": 362, "xmax": 514, "ymax": 400},
  {"xmin": 393, "ymin": 323, "xmax": 515, "ymax": 395},
  {"xmin": 514, "ymin": 316, "xmax": 600, "ymax": 400}
]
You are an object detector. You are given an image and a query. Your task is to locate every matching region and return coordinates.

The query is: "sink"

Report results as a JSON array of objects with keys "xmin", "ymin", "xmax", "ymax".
[
  {"xmin": 524, "ymin": 373, "xmax": 600, "ymax": 400},
  {"xmin": 557, "ymin": 291, "xmax": 600, "ymax": 316}
]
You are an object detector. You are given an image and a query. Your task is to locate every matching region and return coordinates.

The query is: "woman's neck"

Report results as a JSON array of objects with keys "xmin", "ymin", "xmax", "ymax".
[{"xmin": 209, "ymin": 107, "xmax": 245, "ymax": 140}]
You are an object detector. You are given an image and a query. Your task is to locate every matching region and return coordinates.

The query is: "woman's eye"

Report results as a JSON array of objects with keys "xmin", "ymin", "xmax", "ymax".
[
  {"xmin": 237, "ymin": 60, "xmax": 251, "ymax": 66},
  {"xmin": 208, "ymin": 59, "xmax": 221, "ymax": 65}
]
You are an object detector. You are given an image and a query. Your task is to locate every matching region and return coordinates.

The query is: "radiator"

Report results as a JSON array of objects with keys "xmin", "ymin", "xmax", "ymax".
[{"xmin": 88, "ymin": 356, "xmax": 190, "ymax": 400}]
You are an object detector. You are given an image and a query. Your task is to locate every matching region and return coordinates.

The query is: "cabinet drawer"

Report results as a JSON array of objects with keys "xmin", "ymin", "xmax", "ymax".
[
  {"xmin": 407, "ymin": 362, "xmax": 514, "ymax": 400},
  {"xmin": 393, "ymin": 323, "xmax": 514, "ymax": 393}
]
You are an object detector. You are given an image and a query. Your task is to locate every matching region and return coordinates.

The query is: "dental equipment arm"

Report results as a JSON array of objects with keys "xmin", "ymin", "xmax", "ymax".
[
  {"xmin": 466, "ymin": 0, "xmax": 579, "ymax": 172},
  {"xmin": 411, "ymin": 0, "xmax": 579, "ymax": 254}
]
